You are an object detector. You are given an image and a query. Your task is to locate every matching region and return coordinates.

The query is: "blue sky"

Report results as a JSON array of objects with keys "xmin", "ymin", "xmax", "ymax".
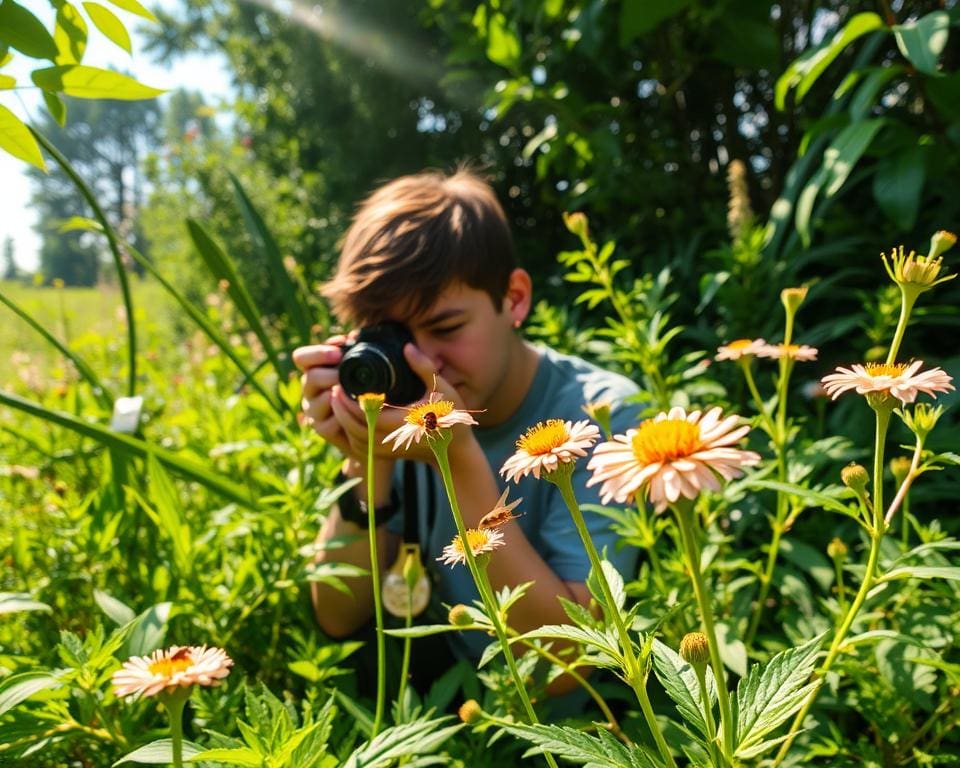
[{"xmin": 0, "ymin": 0, "xmax": 232, "ymax": 271}]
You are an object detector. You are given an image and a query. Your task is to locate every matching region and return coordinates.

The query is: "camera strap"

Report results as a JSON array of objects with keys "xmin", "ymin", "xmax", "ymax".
[
  {"xmin": 381, "ymin": 460, "xmax": 434, "ymax": 619},
  {"xmin": 402, "ymin": 459, "xmax": 436, "ymax": 545}
]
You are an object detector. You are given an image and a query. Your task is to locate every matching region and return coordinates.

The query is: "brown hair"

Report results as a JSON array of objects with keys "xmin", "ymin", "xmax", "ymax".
[{"xmin": 322, "ymin": 168, "xmax": 516, "ymax": 326}]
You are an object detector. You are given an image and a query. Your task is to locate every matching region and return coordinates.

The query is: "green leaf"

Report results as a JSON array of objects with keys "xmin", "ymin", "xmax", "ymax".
[
  {"xmin": 0, "ymin": 592, "xmax": 52, "ymax": 614},
  {"xmin": 485, "ymin": 11, "xmax": 519, "ymax": 69},
  {"xmin": 185, "ymin": 748, "xmax": 262, "ymax": 765},
  {"xmin": 893, "ymin": 11, "xmax": 950, "ymax": 76},
  {"xmin": 113, "ymin": 739, "xmax": 203, "ymax": 765},
  {"xmin": 105, "ymin": 0, "xmax": 158, "ymax": 23},
  {"xmin": 0, "ymin": 0, "xmax": 58, "ymax": 59},
  {"xmin": 384, "ymin": 624, "xmax": 460, "ymax": 638},
  {"xmin": 734, "ymin": 633, "xmax": 827, "ymax": 759},
  {"xmin": 619, "ymin": 0, "xmax": 689, "ymax": 45},
  {"xmin": 31, "ymin": 65, "xmax": 164, "ymax": 99},
  {"xmin": 123, "ymin": 602, "xmax": 172, "ymax": 657},
  {"xmin": 83, "ymin": 2, "xmax": 132, "ymax": 53},
  {"xmin": 342, "ymin": 717, "xmax": 463, "ymax": 768},
  {"xmin": 775, "ymin": 12, "xmax": 884, "ymax": 109},
  {"xmin": 716, "ymin": 621, "xmax": 747, "ymax": 678},
  {"xmin": 872, "ymin": 145, "xmax": 925, "ymax": 231},
  {"xmin": 651, "ymin": 639, "xmax": 716, "ymax": 740},
  {"xmin": 519, "ymin": 624, "xmax": 623, "ymax": 668},
  {"xmin": 876, "ymin": 566, "xmax": 960, "ymax": 584},
  {"xmin": 93, "ymin": 589, "xmax": 136, "ymax": 625},
  {"xmin": 146, "ymin": 454, "xmax": 193, "ymax": 574},
  {"xmin": 0, "ymin": 73, "xmax": 15, "ymax": 88},
  {"xmin": 54, "ymin": 2, "xmax": 87, "ymax": 64},
  {"xmin": 848, "ymin": 65, "xmax": 903, "ymax": 121},
  {"xmin": 0, "ymin": 671, "xmax": 63, "ymax": 717},
  {"xmin": 503, "ymin": 722, "xmax": 659, "ymax": 767},
  {"xmin": 795, "ymin": 119, "xmax": 885, "ymax": 246},
  {"xmin": 0, "ymin": 104, "xmax": 46, "ymax": 170},
  {"xmin": 744, "ymin": 478, "xmax": 857, "ymax": 515},
  {"xmin": 42, "ymin": 90, "xmax": 67, "ymax": 126}
]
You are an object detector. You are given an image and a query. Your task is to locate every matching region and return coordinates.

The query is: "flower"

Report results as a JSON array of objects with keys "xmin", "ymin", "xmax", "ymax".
[
  {"xmin": 781, "ymin": 286, "xmax": 808, "ymax": 314},
  {"xmin": 382, "ymin": 392, "xmax": 479, "ymax": 451},
  {"xmin": 679, "ymin": 632, "xmax": 710, "ymax": 667},
  {"xmin": 478, "ymin": 488, "xmax": 523, "ymax": 529},
  {"xmin": 756, "ymin": 343, "xmax": 818, "ymax": 361},
  {"xmin": 715, "ymin": 338, "xmax": 767, "ymax": 361},
  {"xmin": 586, "ymin": 406, "xmax": 760, "ymax": 512},
  {"xmin": 882, "ymin": 244, "xmax": 955, "ymax": 291},
  {"xmin": 437, "ymin": 528, "xmax": 505, "ymax": 567},
  {"xmin": 458, "ymin": 699, "xmax": 485, "ymax": 724},
  {"xmin": 500, "ymin": 419, "xmax": 600, "ymax": 482},
  {"xmin": 112, "ymin": 646, "xmax": 233, "ymax": 699},
  {"xmin": 820, "ymin": 361, "xmax": 954, "ymax": 405}
]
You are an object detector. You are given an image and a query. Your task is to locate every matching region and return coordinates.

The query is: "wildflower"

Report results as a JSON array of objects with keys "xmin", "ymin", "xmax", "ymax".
[
  {"xmin": 679, "ymin": 632, "xmax": 711, "ymax": 667},
  {"xmin": 715, "ymin": 338, "xmax": 767, "ymax": 362},
  {"xmin": 897, "ymin": 402, "xmax": 944, "ymax": 441},
  {"xmin": 382, "ymin": 391, "xmax": 479, "ymax": 451},
  {"xmin": 586, "ymin": 406, "xmax": 760, "ymax": 512},
  {"xmin": 756, "ymin": 343, "xmax": 818, "ymax": 362},
  {"xmin": 882, "ymin": 244, "xmax": 955, "ymax": 292},
  {"xmin": 458, "ymin": 699, "xmax": 484, "ymax": 725},
  {"xmin": 479, "ymin": 488, "xmax": 523, "ymax": 530},
  {"xmin": 500, "ymin": 419, "xmax": 600, "ymax": 483},
  {"xmin": 821, "ymin": 361, "xmax": 954, "ymax": 405},
  {"xmin": 448, "ymin": 604, "xmax": 473, "ymax": 627},
  {"xmin": 781, "ymin": 286, "xmax": 808, "ymax": 314},
  {"xmin": 438, "ymin": 528, "xmax": 505, "ymax": 567},
  {"xmin": 840, "ymin": 463, "xmax": 869, "ymax": 496},
  {"xmin": 112, "ymin": 646, "xmax": 232, "ymax": 699},
  {"xmin": 563, "ymin": 211, "xmax": 589, "ymax": 240},
  {"xmin": 358, "ymin": 392, "xmax": 385, "ymax": 414}
]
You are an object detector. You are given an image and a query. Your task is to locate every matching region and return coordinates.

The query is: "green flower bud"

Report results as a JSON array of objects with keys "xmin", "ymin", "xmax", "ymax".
[
  {"xmin": 898, "ymin": 403, "xmax": 944, "ymax": 441},
  {"xmin": 780, "ymin": 286, "xmax": 808, "ymax": 315},
  {"xmin": 562, "ymin": 211, "xmax": 589, "ymax": 241},
  {"xmin": 889, "ymin": 456, "xmax": 912, "ymax": 485},
  {"xmin": 840, "ymin": 463, "xmax": 869, "ymax": 496},
  {"xmin": 826, "ymin": 537, "xmax": 847, "ymax": 561},
  {"xmin": 358, "ymin": 392, "xmax": 385, "ymax": 416},
  {"xmin": 679, "ymin": 632, "xmax": 710, "ymax": 668},
  {"xmin": 929, "ymin": 230, "xmax": 957, "ymax": 260},
  {"xmin": 448, "ymin": 604, "xmax": 473, "ymax": 628}
]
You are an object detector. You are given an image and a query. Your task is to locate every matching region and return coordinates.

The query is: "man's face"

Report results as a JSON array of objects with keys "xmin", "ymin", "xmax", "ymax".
[{"xmin": 388, "ymin": 281, "xmax": 516, "ymax": 415}]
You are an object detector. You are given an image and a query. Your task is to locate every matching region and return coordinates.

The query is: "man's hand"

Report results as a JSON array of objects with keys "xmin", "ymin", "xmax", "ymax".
[{"xmin": 293, "ymin": 335, "xmax": 355, "ymax": 458}]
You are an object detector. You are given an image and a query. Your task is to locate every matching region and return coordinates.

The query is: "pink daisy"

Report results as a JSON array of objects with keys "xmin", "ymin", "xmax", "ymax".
[
  {"xmin": 820, "ymin": 361, "xmax": 954, "ymax": 404},
  {"xmin": 437, "ymin": 528, "xmax": 505, "ymax": 567},
  {"xmin": 383, "ymin": 392, "xmax": 479, "ymax": 451},
  {"xmin": 715, "ymin": 338, "xmax": 767, "ymax": 361},
  {"xmin": 112, "ymin": 645, "xmax": 233, "ymax": 699},
  {"xmin": 586, "ymin": 406, "xmax": 760, "ymax": 512},
  {"xmin": 756, "ymin": 343, "xmax": 819, "ymax": 361},
  {"xmin": 500, "ymin": 419, "xmax": 600, "ymax": 482}
]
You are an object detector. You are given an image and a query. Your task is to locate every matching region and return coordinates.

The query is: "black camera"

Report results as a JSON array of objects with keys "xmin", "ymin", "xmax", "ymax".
[{"xmin": 338, "ymin": 322, "xmax": 426, "ymax": 405}]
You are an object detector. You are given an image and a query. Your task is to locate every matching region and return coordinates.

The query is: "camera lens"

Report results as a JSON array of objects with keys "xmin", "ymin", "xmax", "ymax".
[{"xmin": 339, "ymin": 344, "xmax": 395, "ymax": 398}]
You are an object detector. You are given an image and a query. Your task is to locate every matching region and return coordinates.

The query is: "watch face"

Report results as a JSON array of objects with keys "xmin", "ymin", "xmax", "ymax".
[{"xmin": 382, "ymin": 572, "xmax": 431, "ymax": 618}]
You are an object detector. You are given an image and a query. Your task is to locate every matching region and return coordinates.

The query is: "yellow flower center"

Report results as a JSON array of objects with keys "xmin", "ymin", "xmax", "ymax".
[
  {"xmin": 149, "ymin": 650, "xmax": 193, "ymax": 678},
  {"xmin": 863, "ymin": 362, "xmax": 908, "ymax": 378},
  {"xmin": 405, "ymin": 399, "xmax": 455, "ymax": 427},
  {"xmin": 516, "ymin": 419, "xmax": 569, "ymax": 455},
  {"xmin": 454, "ymin": 529, "xmax": 493, "ymax": 555},
  {"xmin": 727, "ymin": 339, "xmax": 755, "ymax": 350},
  {"xmin": 631, "ymin": 419, "xmax": 701, "ymax": 464}
]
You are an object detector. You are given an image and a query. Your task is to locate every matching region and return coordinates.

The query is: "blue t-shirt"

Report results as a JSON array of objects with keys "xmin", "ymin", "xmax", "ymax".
[{"xmin": 391, "ymin": 344, "xmax": 642, "ymax": 659}]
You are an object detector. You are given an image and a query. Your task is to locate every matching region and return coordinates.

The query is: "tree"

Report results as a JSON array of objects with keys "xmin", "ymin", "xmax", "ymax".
[{"xmin": 27, "ymin": 94, "xmax": 162, "ymax": 285}]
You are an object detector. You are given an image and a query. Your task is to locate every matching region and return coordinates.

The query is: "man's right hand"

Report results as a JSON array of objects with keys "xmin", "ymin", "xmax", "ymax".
[{"xmin": 292, "ymin": 335, "xmax": 353, "ymax": 457}]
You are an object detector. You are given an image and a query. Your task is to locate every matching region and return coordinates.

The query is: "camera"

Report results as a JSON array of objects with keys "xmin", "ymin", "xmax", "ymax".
[{"xmin": 338, "ymin": 322, "xmax": 426, "ymax": 405}]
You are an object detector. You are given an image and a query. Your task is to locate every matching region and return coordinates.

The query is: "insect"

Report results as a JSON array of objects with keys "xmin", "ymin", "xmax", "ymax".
[
  {"xmin": 479, "ymin": 488, "xmax": 523, "ymax": 529},
  {"xmin": 422, "ymin": 411, "xmax": 438, "ymax": 430},
  {"xmin": 169, "ymin": 647, "xmax": 192, "ymax": 662}
]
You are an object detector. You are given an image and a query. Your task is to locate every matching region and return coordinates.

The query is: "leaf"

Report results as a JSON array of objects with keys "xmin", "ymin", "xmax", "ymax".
[
  {"xmin": 124, "ymin": 602, "xmax": 172, "ymax": 657},
  {"xmin": 185, "ymin": 747, "xmax": 262, "ymax": 765},
  {"xmin": 651, "ymin": 639, "xmax": 716, "ymax": 740},
  {"xmin": 0, "ymin": 74, "xmax": 15, "ymax": 88},
  {"xmin": 341, "ymin": 718, "xmax": 463, "ymax": 768},
  {"xmin": 734, "ymin": 633, "xmax": 826, "ymax": 759},
  {"xmin": 503, "ymin": 722, "xmax": 659, "ymax": 767},
  {"xmin": 0, "ymin": 0, "xmax": 58, "ymax": 59},
  {"xmin": 0, "ymin": 104, "xmax": 46, "ymax": 170},
  {"xmin": 876, "ymin": 566, "xmax": 960, "ymax": 584},
  {"xmin": 485, "ymin": 11, "xmax": 519, "ymax": 69},
  {"xmin": 54, "ymin": 2, "xmax": 87, "ymax": 64},
  {"xmin": 83, "ymin": 2, "xmax": 132, "ymax": 53},
  {"xmin": 384, "ymin": 624, "xmax": 459, "ymax": 638},
  {"xmin": 872, "ymin": 144, "xmax": 925, "ymax": 231},
  {"xmin": 146, "ymin": 454, "xmax": 193, "ymax": 574},
  {"xmin": 893, "ymin": 11, "xmax": 950, "ymax": 76},
  {"xmin": 94, "ymin": 589, "xmax": 136, "ymax": 625},
  {"xmin": 31, "ymin": 65, "xmax": 164, "ymax": 99},
  {"xmin": 519, "ymin": 624, "xmax": 623, "ymax": 668},
  {"xmin": 0, "ymin": 592, "xmax": 52, "ymax": 614},
  {"xmin": 619, "ymin": 0, "xmax": 689, "ymax": 45},
  {"xmin": 113, "ymin": 739, "xmax": 203, "ymax": 765},
  {"xmin": 848, "ymin": 65, "xmax": 903, "ymax": 121},
  {"xmin": 0, "ymin": 671, "xmax": 63, "ymax": 717},
  {"xmin": 105, "ymin": 0, "xmax": 158, "ymax": 23},
  {"xmin": 42, "ymin": 90, "xmax": 67, "ymax": 126},
  {"xmin": 743, "ymin": 479, "xmax": 855, "ymax": 515},
  {"xmin": 716, "ymin": 621, "xmax": 747, "ymax": 678},
  {"xmin": 775, "ymin": 12, "xmax": 884, "ymax": 109}
]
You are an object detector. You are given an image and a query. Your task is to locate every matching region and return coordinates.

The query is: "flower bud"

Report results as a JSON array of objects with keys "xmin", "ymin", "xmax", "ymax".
[
  {"xmin": 458, "ymin": 699, "xmax": 484, "ymax": 725},
  {"xmin": 898, "ymin": 402, "xmax": 943, "ymax": 441},
  {"xmin": 882, "ymin": 244, "xmax": 955, "ymax": 292},
  {"xmin": 402, "ymin": 550, "xmax": 422, "ymax": 591},
  {"xmin": 679, "ymin": 632, "xmax": 710, "ymax": 668},
  {"xmin": 840, "ymin": 463, "xmax": 869, "ymax": 496},
  {"xmin": 562, "ymin": 211, "xmax": 589, "ymax": 241},
  {"xmin": 581, "ymin": 398, "xmax": 612, "ymax": 438},
  {"xmin": 780, "ymin": 286, "xmax": 808, "ymax": 315},
  {"xmin": 929, "ymin": 230, "xmax": 957, "ymax": 260},
  {"xmin": 889, "ymin": 456, "xmax": 911, "ymax": 485},
  {"xmin": 448, "ymin": 604, "xmax": 473, "ymax": 628},
  {"xmin": 358, "ymin": 392, "xmax": 385, "ymax": 416},
  {"xmin": 826, "ymin": 537, "xmax": 847, "ymax": 560}
]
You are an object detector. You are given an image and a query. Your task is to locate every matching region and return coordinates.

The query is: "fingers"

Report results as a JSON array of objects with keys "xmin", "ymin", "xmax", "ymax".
[{"xmin": 291, "ymin": 340, "xmax": 345, "ymax": 372}]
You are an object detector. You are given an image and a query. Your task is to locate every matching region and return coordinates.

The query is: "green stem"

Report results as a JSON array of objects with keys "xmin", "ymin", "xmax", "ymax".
[
  {"xmin": 430, "ymin": 436, "xmax": 558, "ymax": 768},
  {"xmin": 740, "ymin": 361, "xmax": 776, "ymax": 437},
  {"xmin": 553, "ymin": 471, "xmax": 676, "ymax": 768},
  {"xmin": 398, "ymin": 595, "xmax": 413, "ymax": 710},
  {"xmin": 365, "ymin": 411, "xmax": 387, "ymax": 736},
  {"xmin": 833, "ymin": 557, "xmax": 847, "ymax": 615},
  {"xmin": 886, "ymin": 288, "xmax": 917, "ymax": 365},
  {"xmin": 162, "ymin": 691, "xmax": 189, "ymax": 768},
  {"xmin": 694, "ymin": 664, "xmax": 722, "ymax": 767},
  {"xmin": 674, "ymin": 503, "xmax": 735, "ymax": 761}
]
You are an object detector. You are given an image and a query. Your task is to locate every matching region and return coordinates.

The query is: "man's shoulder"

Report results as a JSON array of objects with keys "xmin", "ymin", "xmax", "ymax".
[{"xmin": 537, "ymin": 344, "xmax": 640, "ymax": 403}]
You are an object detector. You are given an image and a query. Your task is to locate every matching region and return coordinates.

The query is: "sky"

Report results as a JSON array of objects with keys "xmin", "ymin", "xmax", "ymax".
[{"xmin": 0, "ymin": 0, "xmax": 233, "ymax": 271}]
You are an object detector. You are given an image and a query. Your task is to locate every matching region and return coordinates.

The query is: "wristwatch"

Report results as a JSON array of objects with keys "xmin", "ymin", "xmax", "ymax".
[{"xmin": 336, "ymin": 472, "xmax": 401, "ymax": 529}]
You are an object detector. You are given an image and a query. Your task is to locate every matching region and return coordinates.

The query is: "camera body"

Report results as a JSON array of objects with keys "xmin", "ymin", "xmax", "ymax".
[{"xmin": 338, "ymin": 322, "xmax": 426, "ymax": 405}]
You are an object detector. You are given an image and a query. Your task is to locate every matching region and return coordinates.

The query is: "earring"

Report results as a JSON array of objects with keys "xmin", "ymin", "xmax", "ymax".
[{"xmin": 513, "ymin": 319, "xmax": 522, "ymax": 329}]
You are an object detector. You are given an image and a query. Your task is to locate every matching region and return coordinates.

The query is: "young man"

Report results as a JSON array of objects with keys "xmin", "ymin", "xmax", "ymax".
[{"xmin": 293, "ymin": 169, "xmax": 640, "ymax": 672}]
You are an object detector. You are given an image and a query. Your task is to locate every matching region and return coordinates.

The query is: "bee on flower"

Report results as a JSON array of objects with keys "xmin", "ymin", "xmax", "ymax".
[{"xmin": 382, "ymin": 390, "xmax": 480, "ymax": 451}]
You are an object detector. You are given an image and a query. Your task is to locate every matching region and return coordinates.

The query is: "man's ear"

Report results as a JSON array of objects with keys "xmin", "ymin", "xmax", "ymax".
[{"xmin": 504, "ymin": 268, "xmax": 532, "ymax": 325}]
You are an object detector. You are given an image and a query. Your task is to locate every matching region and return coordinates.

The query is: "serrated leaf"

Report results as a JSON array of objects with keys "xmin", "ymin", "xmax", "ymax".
[
  {"xmin": 0, "ymin": 592, "xmax": 52, "ymax": 614},
  {"xmin": 520, "ymin": 624, "xmax": 623, "ymax": 669},
  {"xmin": 83, "ymin": 2, "xmax": 132, "ymax": 53},
  {"xmin": 503, "ymin": 721, "xmax": 659, "ymax": 767},
  {"xmin": 893, "ymin": 11, "xmax": 950, "ymax": 76},
  {"xmin": 185, "ymin": 747, "xmax": 261, "ymax": 765},
  {"xmin": 113, "ymin": 739, "xmax": 203, "ymax": 765},
  {"xmin": 31, "ymin": 65, "xmax": 163, "ymax": 99},
  {"xmin": 54, "ymin": 2, "xmax": 87, "ymax": 64},
  {"xmin": 0, "ymin": 0, "xmax": 58, "ymax": 59},
  {"xmin": 651, "ymin": 639, "xmax": 716, "ymax": 739},
  {"xmin": 94, "ymin": 589, "xmax": 136, "ymax": 625},
  {"xmin": 0, "ymin": 671, "xmax": 63, "ymax": 717},
  {"xmin": 342, "ymin": 718, "xmax": 463, "ymax": 768},
  {"xmin": 0, "ymin": 104, "xmax": 45, "ymax": 170},
  {"xmin": 734, "ymin": 633, "xmax": 827, "ymax": 758},
  {"xmin": 716, "ymin": 621, "xmax": 747, "ymax": 678}
]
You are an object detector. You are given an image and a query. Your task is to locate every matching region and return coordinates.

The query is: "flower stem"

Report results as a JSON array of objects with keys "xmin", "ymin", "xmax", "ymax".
[
  {"xmin": 740, "ymin": 361, "xmax": 776, "ymax": 437},
  {"xmin": 430, "ymin": 435, "xmax": 558, "ymax": 768},
  {"xmin": 162, "ymin": 690, "xmax": 189, "ymax": 768},
  {"xmin": 553, "ymin": 471, "xmax": 676, "ymax": 768},
  {"xmin": 673, "ymin": 503, "xmax": 735, "ymax": 761},
  {"xmin": 397, "ymin": 594, "xmax": 413, "ymax": 711},
  {"xmin": 364, "ymin": 411, "xmax": 387, "ymax": 736},
  {"xmin": 693, "ymin": 664, "xmax": 722, "ymax": 767},
  {"xmin": 886, "ymin": 288, "xmax": 917, "ymax": 365}
]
